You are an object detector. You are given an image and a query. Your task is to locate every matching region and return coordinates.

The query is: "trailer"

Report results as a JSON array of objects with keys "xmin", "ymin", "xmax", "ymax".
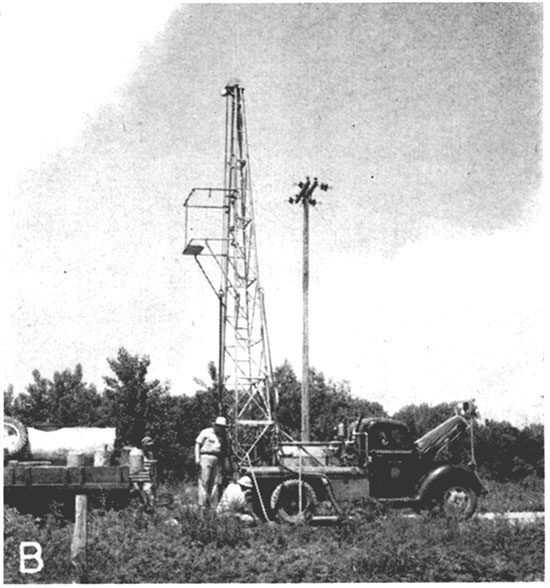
[{"xmin": 3, "ymin": 417, "xmax": 156, "ymax": 513}]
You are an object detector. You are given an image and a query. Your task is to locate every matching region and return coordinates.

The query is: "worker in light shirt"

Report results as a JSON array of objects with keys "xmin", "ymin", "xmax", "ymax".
[
  {"xmin": 216, "ymin": 475, "xmax": 258, "ymax": 526},
  {"xmin": 195, "ymin": 416, "xmax": 228, "ymax": 508}
]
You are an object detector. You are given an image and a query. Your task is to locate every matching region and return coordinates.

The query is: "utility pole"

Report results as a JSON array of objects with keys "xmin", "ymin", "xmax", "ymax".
[{"xmin": 289, "ymin": 177, "xmax": 329, "ymax": 442}]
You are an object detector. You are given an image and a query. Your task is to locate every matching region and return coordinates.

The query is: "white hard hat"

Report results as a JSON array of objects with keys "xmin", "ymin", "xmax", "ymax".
[
  {"xmin": 238, "ymin": 475, "xmax": 253, "ymax": 489},
  {"xmin": 215, "ymin": 416, "xmax": 227, "ymax": 426}
]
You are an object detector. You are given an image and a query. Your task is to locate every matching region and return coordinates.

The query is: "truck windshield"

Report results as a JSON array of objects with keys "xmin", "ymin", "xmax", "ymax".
[{"xmin": 372, "ymin": 426, "xmax": 413, "ymax": 450}]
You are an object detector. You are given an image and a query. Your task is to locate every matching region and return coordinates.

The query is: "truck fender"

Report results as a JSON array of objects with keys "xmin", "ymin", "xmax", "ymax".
[{"xmin": 415, "ymin": 465, "xmax": 484, "ymax": 503}]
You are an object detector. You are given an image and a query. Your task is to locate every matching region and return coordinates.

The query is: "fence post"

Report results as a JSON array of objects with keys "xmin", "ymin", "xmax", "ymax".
[{"xmin": 71, "ymin": 494, "xmax": 88, "ymax": 583}]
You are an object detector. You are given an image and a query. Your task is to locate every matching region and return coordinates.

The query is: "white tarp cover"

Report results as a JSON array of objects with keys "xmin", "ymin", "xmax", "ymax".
[{"xmin": 27, "ymin": 427, "xmax": 116, "ymax": 462}]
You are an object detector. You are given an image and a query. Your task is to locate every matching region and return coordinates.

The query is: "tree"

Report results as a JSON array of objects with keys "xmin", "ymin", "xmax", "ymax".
[
  {"xmin": 3, "ymin": 384, "xmax": 15, "ymax": 417},
  {"xmin": 50, "ymin": 365, "xmax": 102, "ymax": 426},
  {"xmin": 137, "ymin": 388, "xmax": 187, "ymax": 482},
  {"xmin": 309, "ymin": 372, "xmax": 386, "ymax": 440},
  {"xmin": 392, "ymin": 402, "xmax": 457, "ymax": 440},
  {"xmin": 474, "ymin": 419, "xmax": 528, "ymax": 481},
  {"xmin": 12, "ymin": 370, "xmax": 51, "ymax": 425},
  {"xmin": 274, "ymin": 361, "xmax": 302, "ymax": 438},
  {"xmin": 274, "ymin": 361, "xmax": 387, "ymax": 441},
  {"xmin": 9, "ymin": 365, "xmax": 102, "ymax": 427},
  {"xmin": 516, "ymin": 423, "xmax": 544, "ymax": 478},
  {"xmin": 102, "ymin": 348, "xmax": 167, "ymax": 448}
]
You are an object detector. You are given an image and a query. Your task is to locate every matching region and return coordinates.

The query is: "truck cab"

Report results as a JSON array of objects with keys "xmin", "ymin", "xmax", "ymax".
[{"xmin": 355, "ymin": 418, "xmax": 420, "ymax": 499}]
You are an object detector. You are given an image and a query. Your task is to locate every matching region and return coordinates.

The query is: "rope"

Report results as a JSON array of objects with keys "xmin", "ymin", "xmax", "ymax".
[
  {"xmin": 298, "ymin": 455, "xmax": 303, "ymax": 514},
  {"xmin": 246, "ymin": 457, "xmax": 270, "ymax": 522}
]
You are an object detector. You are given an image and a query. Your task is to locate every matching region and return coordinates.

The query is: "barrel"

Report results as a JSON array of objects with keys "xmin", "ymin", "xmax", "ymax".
[
  {"xmin": 67, "ymin": 452, "xmax": 85, "ymax": 467},
  {"xmin": 120, "ymin": 446, "xmax": 132, "ymax": 466},
  {"xmin": 93, "ymin": 447, "xmax": 111, "ymax": 467},
  {"xmin": 129, "ymin": 448, "xmax": 144, "ymax": 474}
]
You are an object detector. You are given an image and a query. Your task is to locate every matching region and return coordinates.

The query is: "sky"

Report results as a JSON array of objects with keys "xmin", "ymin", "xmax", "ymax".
[{"xmin": 1, "ymin": 2, "xmax": 545, "ymax": 428}]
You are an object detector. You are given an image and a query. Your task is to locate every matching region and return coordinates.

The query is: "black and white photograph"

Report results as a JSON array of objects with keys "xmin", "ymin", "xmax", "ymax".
[{"xmin": 2, "ymin": 1, "xmax": 544, "ymax": 583}]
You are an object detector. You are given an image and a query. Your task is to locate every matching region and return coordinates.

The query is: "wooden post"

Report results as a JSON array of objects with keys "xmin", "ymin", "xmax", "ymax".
[
  {"xmin": 302, "ymin": 190, "xmax": 310, "ymax": 442},
  {"xmin": 71, "ymin": 494, "xmax": 88, "ymax": 583},
  {"xmin": 290, "ymin": 176, "xmax": 329, "ymax": 442}
]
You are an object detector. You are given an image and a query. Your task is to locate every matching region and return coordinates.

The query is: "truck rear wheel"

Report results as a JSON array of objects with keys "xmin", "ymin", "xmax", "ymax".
[
  {"xmin": 3, "ymin": 417, "xmax": 28, "ymax": 458},
  {"xmin": 270, "ymin": 479, "xmax": 317, "ymax": 524}
]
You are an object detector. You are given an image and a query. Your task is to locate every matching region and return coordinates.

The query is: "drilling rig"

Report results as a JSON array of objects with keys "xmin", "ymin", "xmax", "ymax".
[
  {"xmin": 183, "ymin": 81, "xmax": 278, "ymax": 465},
  {"xmin": 183, "ymin": 83, "xmax": 485, "ymax": 523}
]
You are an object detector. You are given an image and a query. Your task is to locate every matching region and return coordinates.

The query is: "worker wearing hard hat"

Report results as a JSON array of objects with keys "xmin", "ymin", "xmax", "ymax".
[
  {"xmin": 216, "ymin": 475, "xmax": 258, "ymax": 526},
  {"xmin": 195, "ymin": 416, "xmax": 229, "ymax": 508}
]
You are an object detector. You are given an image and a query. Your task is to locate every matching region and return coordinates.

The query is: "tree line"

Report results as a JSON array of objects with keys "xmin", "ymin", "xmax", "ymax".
[{"xmin": 4, "ymin": 347, "xmax": 543, "ymax": 482}]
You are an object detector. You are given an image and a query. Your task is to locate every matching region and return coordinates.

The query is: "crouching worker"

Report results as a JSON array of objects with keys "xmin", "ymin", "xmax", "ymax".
[{"xmin": 216, "ymin": 475, "xmax": 259, "ymax": 526}]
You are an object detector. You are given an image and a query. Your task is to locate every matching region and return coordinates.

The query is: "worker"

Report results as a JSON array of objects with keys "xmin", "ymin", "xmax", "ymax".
[
  {"xmin": 195, "ymin": 416, "xmax": 228, "ymax": 508},
  {"xmin": 347, "ymin": 419, "xmax": 359, "ymax": 442},
  {"xmin": 142, "ymin": 435, "xmax": 154, "ymax": 458},
  {"xmin": 129, "ymin": 436, "xmax": 156, "ymax": 511},
  {"xmin": 141, "ymin": 436, "xmax": 156, "ymax": 512},
  {"xmin": 216, "ymin": 475, "xmax": 258, "ymax": 526}
]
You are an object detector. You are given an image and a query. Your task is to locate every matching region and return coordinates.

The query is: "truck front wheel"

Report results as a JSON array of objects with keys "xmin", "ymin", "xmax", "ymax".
[{"xmin": 438, "ymin": 484, "xmax": 477, "ymax": 520}]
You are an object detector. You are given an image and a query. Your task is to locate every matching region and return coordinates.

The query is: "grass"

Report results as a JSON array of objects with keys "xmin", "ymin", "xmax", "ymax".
[
  {"xmin": 477, "ymin": 476, "xmax": 544, "ymax": 513},
  {"xmin": 3, "ymin": 476, "xmax": 544, "ymax": 583}
]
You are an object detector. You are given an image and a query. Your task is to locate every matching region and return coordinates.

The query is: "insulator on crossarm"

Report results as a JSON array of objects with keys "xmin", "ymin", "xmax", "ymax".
[{"xmin": 222, "ymin": 77, "xmax": 242, "ymax": 96}]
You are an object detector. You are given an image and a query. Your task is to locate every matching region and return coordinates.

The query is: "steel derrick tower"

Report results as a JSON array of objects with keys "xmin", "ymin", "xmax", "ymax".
[{"xmin": 183, "ymin": 82, "xmax": 278, "ymax": 464}]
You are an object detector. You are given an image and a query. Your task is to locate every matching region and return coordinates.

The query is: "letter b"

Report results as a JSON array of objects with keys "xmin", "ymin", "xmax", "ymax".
[{"xmin": 20, "ymin": 542, "xmax": 44, "ymax": 574}]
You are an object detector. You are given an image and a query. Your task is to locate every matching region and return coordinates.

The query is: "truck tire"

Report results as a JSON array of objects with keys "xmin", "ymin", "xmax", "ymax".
[
  {"xmin": 270, "ymin": 479, "xmax": 317, "ymax": 524},
  {"xmin": 437, "ymin": 484, "xmax": 477, "ymax": 520},
  {"xmin": 3, "ymin": 417, "xmax": 28, "ymax": 457}
]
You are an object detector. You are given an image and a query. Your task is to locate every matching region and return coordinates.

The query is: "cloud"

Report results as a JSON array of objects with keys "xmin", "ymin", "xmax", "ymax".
[
  {"xmin": 1, "ymin": 1, "xmax": 179, "ymax": 185},
  {"xmin": 308, "ymin": 221, "xmax": 544, "ymax": 425}
]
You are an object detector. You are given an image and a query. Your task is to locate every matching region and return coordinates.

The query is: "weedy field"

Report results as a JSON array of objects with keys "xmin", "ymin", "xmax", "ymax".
[
  {"xmin": 478, "ymin": 476, "xmax": 544, "ymax": 513},
  {"xmin": 3, "ymin": 478, "xmax": 544, "ymax": 583}
]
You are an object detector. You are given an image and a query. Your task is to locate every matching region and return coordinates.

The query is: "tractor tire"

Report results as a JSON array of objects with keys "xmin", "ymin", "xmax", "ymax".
[
  {"xmin": 436, "ymin": 484, "xmax": 478, "ymax": 520},
  {"xmin": 3, "ymin": 416, "xmax": 28, "ymax": 457},
  {"xmin": 270, "ymin": 479, "xmax": 317, "ymax": 525}
]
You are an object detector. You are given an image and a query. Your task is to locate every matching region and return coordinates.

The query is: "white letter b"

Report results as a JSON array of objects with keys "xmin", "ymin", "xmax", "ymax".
[{"xmin": 20, "ymin": 542, "xmax": 44, "ymax": 574}]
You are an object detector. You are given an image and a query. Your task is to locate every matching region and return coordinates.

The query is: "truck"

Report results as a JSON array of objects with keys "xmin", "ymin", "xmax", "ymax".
[{"xmin": 242, "ymin": 402, "xmax": 486, "ymax": 524}]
